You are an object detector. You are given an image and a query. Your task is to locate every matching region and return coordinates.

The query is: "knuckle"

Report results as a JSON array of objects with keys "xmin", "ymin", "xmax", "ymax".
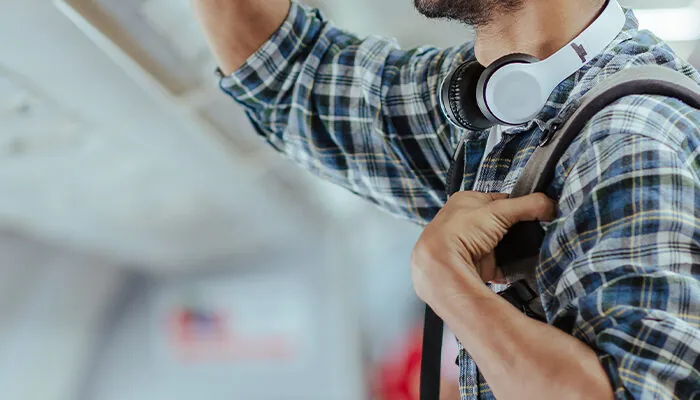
[
  {"xmin": 490, "ymin": 198, "xmax": 507, "ymax": 208},
  {"xmin": 448, "ymin": 191, "xmax": 490, "ymax": 209},
  {"xmin": 450, "ymin": 191, "xmax": 474, "ymax": 201},
  {"xmin": 486, "ymin": 198, "xmax": 508, "ymax": 214},
  {"xmin": 411, "ymin": 235, "xmax": 440, "ymax": 267},
  {"xmin": 489, "ymin": 210, "xmax": 512, "ymax": 230},
  {"xmin": 446, "ymin": 192, "xmax": 470, "ymax": 207},
  {"xmin": 411, "ymin": 240, "xmax": 429, "ymax": 266},
  {"xmin": 486, "ymin": 199, "xmax": 514, "ymax": 226}
]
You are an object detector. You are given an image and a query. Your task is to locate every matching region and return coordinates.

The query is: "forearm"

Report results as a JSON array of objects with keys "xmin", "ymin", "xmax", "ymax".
[
  {"xmin": 192, "ymin": 0, "xmax": 290, "ymax": 74},
  {"xmin": 440, "ymin": 282, "xmax": 613, "ymax": 400}
]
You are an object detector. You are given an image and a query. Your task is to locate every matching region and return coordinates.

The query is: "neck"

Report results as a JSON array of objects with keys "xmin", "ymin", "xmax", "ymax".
[{"xmin": 474, "ymin": 0, "xmax": 607, "ymax": 65}]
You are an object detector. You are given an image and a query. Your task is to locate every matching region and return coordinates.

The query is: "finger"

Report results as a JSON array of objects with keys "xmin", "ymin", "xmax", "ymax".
[
  {"xmin": 488, "ymin": 193, "xmax": 556, "ymax": 226},
  {"xmin": 448, "ymin": 191, "xmax": 508, "ymax": 209},
  {"xmin": 485, "ymin": 192, "xmax": 509, "ymax": 202},
  {"xmin": 477, "ymin": 252, "xmax": 500, "ymax": 283}
]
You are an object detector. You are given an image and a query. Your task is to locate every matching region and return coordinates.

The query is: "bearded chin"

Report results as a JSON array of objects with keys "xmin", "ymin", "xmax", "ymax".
[
  {"xmin": 413, "ymin": 0, "xmax": 521, "ymax": 26},
  {"xmin": 415, "ymin": 0, "xmax": 469, "ymax": 20}
]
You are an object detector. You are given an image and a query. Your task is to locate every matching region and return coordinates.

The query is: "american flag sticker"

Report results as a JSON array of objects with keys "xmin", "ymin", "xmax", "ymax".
[{"xmin": 167, "ymin": 306, "xmax": 293, "ymax": 363}]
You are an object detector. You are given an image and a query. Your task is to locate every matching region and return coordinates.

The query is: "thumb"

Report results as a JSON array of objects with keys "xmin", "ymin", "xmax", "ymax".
[{"xmin": 488, "ymin": 193, "xmax": 556, "ymax": 227}]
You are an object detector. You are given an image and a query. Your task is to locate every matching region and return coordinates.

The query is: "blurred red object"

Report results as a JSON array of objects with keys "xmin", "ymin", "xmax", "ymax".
[{"xmin": 373, "ymin": 326, "xmax": 460, "ymax": 400}]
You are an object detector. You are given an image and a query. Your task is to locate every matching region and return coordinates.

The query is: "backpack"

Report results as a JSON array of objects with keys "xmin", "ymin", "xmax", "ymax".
[{"xmin": 420, "ymin": 65, "xmax": 700, "ymax": 400}]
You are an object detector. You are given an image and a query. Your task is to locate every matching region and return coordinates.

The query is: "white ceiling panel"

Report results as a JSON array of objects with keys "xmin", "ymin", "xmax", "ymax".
[
  {"xmin": 0, "ymin": 1, "xmax": 331, "ymax": 271},
  {"xmin": 0, "ymin": 0, "xmax": 695, "ymax": 272}
]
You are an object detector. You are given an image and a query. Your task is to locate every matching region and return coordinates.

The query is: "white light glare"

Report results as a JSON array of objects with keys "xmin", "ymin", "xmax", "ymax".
[{"xmin": 634, "ymin": 7, "xmax": 700, "ymax": 42}]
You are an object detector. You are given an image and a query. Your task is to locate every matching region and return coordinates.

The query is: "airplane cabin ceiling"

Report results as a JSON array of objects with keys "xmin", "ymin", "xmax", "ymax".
[{"xmin": 0, "ymin": 0, "xmax": 697, "ymax": 271}]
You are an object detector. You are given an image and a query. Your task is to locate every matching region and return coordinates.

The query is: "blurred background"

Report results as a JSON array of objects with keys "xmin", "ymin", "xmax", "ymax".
[{"xmin": 0, "ymin": 0, "xmax": 698, "ymax": 399}]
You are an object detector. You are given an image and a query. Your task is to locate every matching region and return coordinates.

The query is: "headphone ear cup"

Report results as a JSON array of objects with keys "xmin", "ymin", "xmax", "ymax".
[
  {"xmin": 476, "ymin": 53, "xmax": 541, "ymax": 125},
  {"xmin": 439, "ymin": 61, "xmax": 494, "ymax": 131}
]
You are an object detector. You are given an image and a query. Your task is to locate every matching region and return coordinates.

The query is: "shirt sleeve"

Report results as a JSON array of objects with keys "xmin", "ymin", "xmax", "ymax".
[
  {"xmin": 219, "ymin": 1, "xmax": 474, "ymax": 225},
  {"xmin": 539, "ymin": 96, "xmax": 700, "ymax": 399}
]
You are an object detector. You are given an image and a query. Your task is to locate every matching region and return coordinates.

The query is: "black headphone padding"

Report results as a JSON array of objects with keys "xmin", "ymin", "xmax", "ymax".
[{"xmin": 440, "ymin": 61, "xmax": 491, "ymax": 131}]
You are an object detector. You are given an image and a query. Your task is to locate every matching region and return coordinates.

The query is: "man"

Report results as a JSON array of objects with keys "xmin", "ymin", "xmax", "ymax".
[{"xmin": 192, "ymin": 0, "xmax": 700, "ymax": 398}]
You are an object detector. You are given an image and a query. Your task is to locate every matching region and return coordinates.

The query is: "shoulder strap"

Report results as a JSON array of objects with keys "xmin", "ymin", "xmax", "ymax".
[
  {"xmin": 511, "ymin": 65, "xmax": 700, "ymax": 198},
  {"xmin": 496, "ymin": 65, "xmax": 700, "ymax": 289},
  {"xmin": 420, "ymin": 65, "xmax": 700, "ymax": 400},
  {"xmin": 419, "ymin": 138, "xmax": 466, "ymax": 400},
  {"xmin": 500, "ymin": 66, "xmax": 700, "ymax": 285}
]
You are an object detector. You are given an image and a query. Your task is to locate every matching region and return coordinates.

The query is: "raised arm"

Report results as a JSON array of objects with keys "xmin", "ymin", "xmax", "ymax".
[
  {"xmin": 192, "ymin": 0, "xmax": 291, "ymax": 74},
  {"xmin": 193, "ymin": 1, "xmax": 474, "ymax": 225}
]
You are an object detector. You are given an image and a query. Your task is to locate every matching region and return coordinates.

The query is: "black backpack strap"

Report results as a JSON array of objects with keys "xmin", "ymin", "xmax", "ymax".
[
  {"xmin": 419, "ymin": 305, "xmax": 444, "ymax": 400},
  {"xmin": 420, "ymin": 65, "xmax": 700, "ymax": 400},
  {"xmin": 420, "ymin": 138, "xmax": 466, "ymax": 400}
]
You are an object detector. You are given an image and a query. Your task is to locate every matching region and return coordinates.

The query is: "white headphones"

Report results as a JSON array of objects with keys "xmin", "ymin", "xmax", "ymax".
[{"xmin": 439, "ymin": 0, "xmax": 627, "ymax": 130}]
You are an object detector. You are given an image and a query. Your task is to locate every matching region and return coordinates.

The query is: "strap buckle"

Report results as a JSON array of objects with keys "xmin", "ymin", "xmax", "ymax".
[{"xmin": 498, "ymin": 280, "xmax": 547, "ymax": 322}]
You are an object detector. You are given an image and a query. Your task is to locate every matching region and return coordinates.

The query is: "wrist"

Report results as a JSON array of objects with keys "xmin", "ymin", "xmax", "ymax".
[{"xmin": 438, "ymin": 278, "xmax": 500, "ymax": 323}]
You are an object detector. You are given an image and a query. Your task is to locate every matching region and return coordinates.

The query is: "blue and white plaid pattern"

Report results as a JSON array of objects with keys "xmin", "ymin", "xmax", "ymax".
[{"xmin": 220, "ymin": 2, "xmax": 700, "ymax": 399}]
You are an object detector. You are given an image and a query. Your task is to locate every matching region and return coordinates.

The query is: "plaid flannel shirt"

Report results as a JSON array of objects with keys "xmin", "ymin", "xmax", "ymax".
[{"xmin": 220, "ymin": 2, "xmax": 700, "ymax": 399}]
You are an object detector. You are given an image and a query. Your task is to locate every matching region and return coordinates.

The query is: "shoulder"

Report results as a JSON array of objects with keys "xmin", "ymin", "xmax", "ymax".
[
  {"xmin": 552, "ymin": 93, "xmax": 700, "ymax": 208},
  {"xmin": 560, "ymin": 28, "xmax": 700, "ymax": 169},
  {"xmin": 559, "ymin": 94, "xmax": 700, "ymax": 187},
  {"xmin": 586, "ymin": 94, "xmax": 700, "ymax": 150}
]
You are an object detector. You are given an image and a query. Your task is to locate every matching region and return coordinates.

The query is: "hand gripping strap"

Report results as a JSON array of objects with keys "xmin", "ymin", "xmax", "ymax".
[
  {"xmin": 420, "ymin": 65, "xmax": 700, "ymax": 400},
  {"xmin": 500, "ymin": 66, "xmax": 700, "ymax": 286}
]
